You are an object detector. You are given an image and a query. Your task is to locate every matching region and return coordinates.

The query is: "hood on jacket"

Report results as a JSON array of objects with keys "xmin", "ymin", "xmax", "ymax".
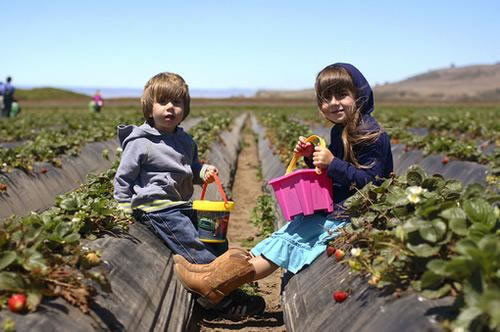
[
  {"xmin": 331, "ymin": 63, "xmax": 374, "ymax": 115},
  {"xmin": 117, "ymin": 122, "xmax": 183, "ymax": 148}
]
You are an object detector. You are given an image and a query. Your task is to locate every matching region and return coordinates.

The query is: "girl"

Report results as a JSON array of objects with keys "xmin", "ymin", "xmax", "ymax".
[{"xmin": 173, "ymin": 63, "xmax": 393, "ymax": 306}]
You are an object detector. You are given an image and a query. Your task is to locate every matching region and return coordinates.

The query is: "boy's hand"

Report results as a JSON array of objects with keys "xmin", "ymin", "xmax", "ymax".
[
  {"xmin": 294, "ymin": 136, "xmax": 314, "ymax": 157},
  {"xmin": 312, "ymin": 146, "xmax": 334, "ymax": 169},
  {"xmin": 203, "ymin": 165, "xmax": 219, "ymax": 183}
]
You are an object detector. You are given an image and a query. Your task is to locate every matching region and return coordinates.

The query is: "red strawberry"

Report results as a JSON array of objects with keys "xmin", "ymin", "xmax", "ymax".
[
  {"xmin": 335, "ymin": 249, "xmax": 345, "ymax": 262},
  {"xmin": 40, "ymin": 168, "xmax": 48, "ymax": 174},
  {"xmin": 333, "ymin": 290, "xmax": 348, "ymax": 303},
  {"xmin": 404, "ymin": 146, "xmax": 409, "ymax": 153},
  {"xmin": 0, "ymin": 183, "xmax": 7, "ymax": 191},
  {"xmin": 441, "ymin": 156, "xmax": 449, "ymax": 164},
  {"xmin": 8, "ymin": 293, "xmax": 26, "ymax": 313},
  {"xmin": 326, "ymin": 246, "xmax": 336, "ymax": 257}
]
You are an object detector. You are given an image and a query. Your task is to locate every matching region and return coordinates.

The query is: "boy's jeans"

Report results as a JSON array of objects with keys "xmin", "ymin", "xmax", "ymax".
[{"xmin": 134, "ymin": 203, "xmax": 226, "ymax": 264}]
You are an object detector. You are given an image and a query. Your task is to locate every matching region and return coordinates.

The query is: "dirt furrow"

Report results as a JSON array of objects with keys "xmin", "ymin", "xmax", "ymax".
[{"xmin": 200, "ymin": 123, "xmax": 286, "ymax": 332}]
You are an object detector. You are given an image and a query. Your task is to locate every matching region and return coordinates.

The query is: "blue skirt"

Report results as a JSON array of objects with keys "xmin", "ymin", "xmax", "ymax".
[{"xmin": 250, "ymin": 213, "xmax": 346, "ymax": 274}]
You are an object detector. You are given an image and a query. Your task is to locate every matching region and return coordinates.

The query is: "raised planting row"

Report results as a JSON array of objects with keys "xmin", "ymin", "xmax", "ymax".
[
  {"xmin": 253, "ymin": 113, "xmax": 499, "ymax": 331},
  {"xmin": 309, "ymin": 124, "xmax": 496, "ymax": 188},
  {"xmin": 0, "ymin": 112, "xmax": 245, "ymax": 332},
  {"xmin": 0, "ymin": 118, "xmax": 200, "ymax": 220},
  {"xmin": 0, "ymin": 109, "xmax": 144, "ymax": 173},
  {"xmin": 293, "ymin": 104, "xmax": 500, "ymax": 176}
]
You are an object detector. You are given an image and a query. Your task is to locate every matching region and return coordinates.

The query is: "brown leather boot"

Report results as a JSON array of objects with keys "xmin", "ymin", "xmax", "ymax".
[
  {"xmin": 174, "ymin": 251, "xmax": 256, "ymax": 305},
  {"xmin": 173, "ymin": 248, "xmax": 251, "ymax": 273}
]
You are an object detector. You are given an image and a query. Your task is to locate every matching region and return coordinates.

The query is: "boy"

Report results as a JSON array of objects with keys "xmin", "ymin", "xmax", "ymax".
[{"xmin": 113, "ymin": 72, "xmax": 265, "ymax": 318}]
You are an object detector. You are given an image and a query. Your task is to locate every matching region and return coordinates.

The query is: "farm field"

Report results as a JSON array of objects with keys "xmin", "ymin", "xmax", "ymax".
[{"xmin": 0, "ymin": 98, "xmax": 499, "ymax": 332}]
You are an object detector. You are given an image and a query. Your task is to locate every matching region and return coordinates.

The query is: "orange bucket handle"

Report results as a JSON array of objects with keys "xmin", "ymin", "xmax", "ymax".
[
  {"xmin": 285, "ymin": 135, "xmax": 326, "ymax": 175},
  {"xmin": 200, "ymin": 173, "xmax": 230, "ymax": 209}
]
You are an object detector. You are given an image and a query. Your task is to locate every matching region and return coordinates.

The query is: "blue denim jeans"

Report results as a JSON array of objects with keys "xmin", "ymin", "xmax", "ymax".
[{"xmin": 134, "ymin": 203, "xmax": 227, "ymax": 264}]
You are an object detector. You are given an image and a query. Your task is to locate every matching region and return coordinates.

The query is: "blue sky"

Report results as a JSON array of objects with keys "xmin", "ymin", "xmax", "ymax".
[{"xmin": 1, "ymin": 1, "xmax": 499, "ymax": 92}]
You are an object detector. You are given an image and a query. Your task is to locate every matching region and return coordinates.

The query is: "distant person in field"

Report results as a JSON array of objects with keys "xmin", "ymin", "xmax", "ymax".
[
  {"xmin": 113, "ymin": 72, "xmax": 265, "ymax": 319},
  {"xmin": 0, "ymin": 81, "xmax": 4, "ymax": 116},
  {"xmin": 1, "ymin": 77, "xmax": 15, "ymax": 118},
  {"xmin": 174, "ymin": 63, "xmax": 394, "ymax": 307},
  {"xmin": 91, "ymin": 90, "xmax": 104, "ymax": 112}
]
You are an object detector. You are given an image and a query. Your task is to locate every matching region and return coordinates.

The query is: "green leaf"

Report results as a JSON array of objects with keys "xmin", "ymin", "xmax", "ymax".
[
  {"xmin": 407, "ymin": 243, "xmax": 440, "ymax": 257},
  {"xmin": 406, "ymin": 167, "xmax": 426, "ymax": 186},
  {"xmin": 463, "ymin": 199, "xmax": 497, "ymax": 229},
  {"xmin": 420, "ymin": 284, "xmax": 451, "ymax": 299},
  {"xmin": 419, "ymin": 219, "xmax": 447, "ymax": 243},
  {"xmin": 454, "ymin": 306, "xmax": 482, "ymax": 330},
  {"xmin": 427, "ymin": 259, "xmax": 448, "ymax": 276},
  {"xmin": 444, "ymin": 257, "xmax": 474, "ymax": 280},
  {"xmin": 0, "ymin": 251, "xmax": 17, "ymax": 271},
  {"xmin": 23, "ymin": 250, "xmax": 48, "ymax": 273},
  {"xmin": 0, "ymin": 272, "xmax": 26, "ymax": 291},
  {"xmin": 440, "ymin": 207, "xmax": 468, "ymax": 235},
  {"xmin": 421, "ymin": 176, "xmax": 445, "ymax": 192},
  {"xmin": 468, "ymin": 223, "xmax": 492, "ymax": 242},
  {"xmin": 59, "ymin": 197, "xmax": 79, "ymax": 211},
  {"xmin": 454, "ymin": 239, "xmax": 477, "ymax": 256},
  {"xmin": 420, "ymin": 269, "xmax": 443, "ymax": 289},
  {"xmin": 27, "ymin": 290, "xmax": 43, "ymax": 312},
  {"xmin": 386, "ymin": 187, "xmax": 409, "ymax": 206},
  {"xmin": 63, "ymin": 233, "xmax": 81, "ymax": 243},
  {"xmin": 477, "ymin": 234, "xmax": 499, "ymax": 254}
]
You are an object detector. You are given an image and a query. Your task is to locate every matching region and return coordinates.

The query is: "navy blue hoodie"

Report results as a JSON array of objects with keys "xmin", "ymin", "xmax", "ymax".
[{"xmin": 311, "ymin": 63, "xmax": 393, "ymax": 218}]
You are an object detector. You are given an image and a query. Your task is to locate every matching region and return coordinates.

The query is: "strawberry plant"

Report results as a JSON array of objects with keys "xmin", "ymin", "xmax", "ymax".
[
  {"xmin": 259, "ymin": 113, "xmax": 313, "ymax": 163},
  {"xmin": 0, "ymin": 113, "xmax": 230, "ymax": 315},
  {"xmin": 340, "ymin": 166, "xmax": 499, "ymax": 331},
  {"xmin": 190, "ymin": 113, "xmax": 232, "ymax": 158},
  {"xmin": 250, "ymin": 194, "xmax": 276, "ymax": 238}
]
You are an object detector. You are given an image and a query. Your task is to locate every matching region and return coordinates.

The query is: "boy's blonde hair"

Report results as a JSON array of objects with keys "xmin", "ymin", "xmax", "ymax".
[
  {"xmin": 315, "ymin": 65, "xmax": 380, "ymax": 169},
  {"xmin": 141, "ymin": 72, "xmax": 191, "ymax": 126}
]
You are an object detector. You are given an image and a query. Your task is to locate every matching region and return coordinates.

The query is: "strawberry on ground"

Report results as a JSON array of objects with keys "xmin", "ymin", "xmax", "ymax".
[
  {"xmin": 333, "ymin": 290, "xmax": 348, "ymax": 303},
  {"xmin": 326, "ymin": 246, "xmax": 336, "ymax": 257},
  {"xmin": 441, "ymin": 156, "xmax": 449, "ymax": 164},
  {"xmin": 335, "ymin": 249, "xmax": 345, "ymax": 262},
  {"xmin": 8, "ymin": 294, "xmax": 26, "ymax": 313}
]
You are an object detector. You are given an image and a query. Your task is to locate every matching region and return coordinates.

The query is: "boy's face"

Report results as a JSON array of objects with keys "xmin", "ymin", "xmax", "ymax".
[{"xmin": 151, "ymin": 99, "xmax": 184, "ymax": 133}]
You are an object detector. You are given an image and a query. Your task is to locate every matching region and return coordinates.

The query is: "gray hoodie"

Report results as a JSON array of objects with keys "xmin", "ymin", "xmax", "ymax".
[{"xmin": 113, "ymin": 122, "xmax": 206, "ymax": 213}]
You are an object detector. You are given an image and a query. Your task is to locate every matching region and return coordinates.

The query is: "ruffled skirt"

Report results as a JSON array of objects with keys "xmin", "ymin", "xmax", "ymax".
[{"xmin": 250, "ymin": 213, "xmax": 346, "ymax": 274}]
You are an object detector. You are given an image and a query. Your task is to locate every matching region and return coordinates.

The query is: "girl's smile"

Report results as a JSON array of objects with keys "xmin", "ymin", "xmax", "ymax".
[{"xmin": 320, "ymin": 95, "xmax": 354, "ymax": 124}]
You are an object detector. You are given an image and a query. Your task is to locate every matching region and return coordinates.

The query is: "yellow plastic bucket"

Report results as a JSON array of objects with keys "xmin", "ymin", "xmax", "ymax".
[{"xmin": 193, "ymin": 174, "xmax": 234, "ymax": 243}]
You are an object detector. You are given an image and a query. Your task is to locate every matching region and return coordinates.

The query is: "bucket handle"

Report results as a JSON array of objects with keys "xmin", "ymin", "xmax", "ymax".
[
  {"xmin": 200, "ymin": 173, "xmax": 230, "ymax": 208},
  {"xmin": 285, "ymin": 135, "xmax": 326, "ymax": 175}
]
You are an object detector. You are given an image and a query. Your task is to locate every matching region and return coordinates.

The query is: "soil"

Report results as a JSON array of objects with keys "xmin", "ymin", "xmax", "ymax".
[{"xmin": 198, "ymin": 123, "xmax": 286, "ymax": 332}]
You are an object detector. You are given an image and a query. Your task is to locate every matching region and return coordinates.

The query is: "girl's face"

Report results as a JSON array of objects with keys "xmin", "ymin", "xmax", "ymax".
[
  {"xmin": 319, "ymin": 94, "xmax": 355, "ymax": 124},
  {"xmin": 151, "ymin": 98, "xmax": 184, "ymax": 133}
]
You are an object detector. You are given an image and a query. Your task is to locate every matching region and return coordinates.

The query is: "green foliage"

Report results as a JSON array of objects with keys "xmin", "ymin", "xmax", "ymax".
[
  {"xmin": 0, "ymin": 113, "xmax": 230, "ymax": 314},
  {"xmin": 343, "ymin": 166, "xmax": 500, "ymax": 331},
  {"xmin": 0, "ymin": 111, "xmax": 142, "ymax": 172},
  {"xmin": 190, "ymin": 113, "xmax": 232, "ymax": 158},
  {"xmin": 259, "ymin": 113, "xmax": 313, "ymax": 163},
  {"xmin": 250, "ymin": 194, "xmax": 276, "ymax": 238}
]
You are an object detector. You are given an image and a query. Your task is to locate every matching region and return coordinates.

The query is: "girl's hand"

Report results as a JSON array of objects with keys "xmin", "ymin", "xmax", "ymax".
[
  {"xmin": 312, "ymin": 146, "xmax": 334, "ymax": 169},
  {"xmin": 203, "ymin": 165, "xmax": 219, "ymax": 183},
  {"xmin": 294, "ymin": 136, "xmax": 314, "ymax": 157}
]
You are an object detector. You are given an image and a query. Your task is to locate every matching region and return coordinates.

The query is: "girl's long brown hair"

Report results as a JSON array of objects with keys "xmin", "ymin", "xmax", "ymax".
[{"xmin": 315, "ymin": 65, "xmax": 380, "ymax": 169}]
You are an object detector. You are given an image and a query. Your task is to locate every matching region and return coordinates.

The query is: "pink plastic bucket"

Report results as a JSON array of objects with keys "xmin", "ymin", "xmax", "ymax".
[{"xmin": 269, "ymin": 135, "xmax": 333, "ymax": 221}]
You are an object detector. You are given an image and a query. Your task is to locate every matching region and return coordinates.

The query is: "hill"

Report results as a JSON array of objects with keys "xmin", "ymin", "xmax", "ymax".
[
  {"xmin": 15, "ymin": 87, "xmax": 88, "ymax": 101},
  {"xmin": 255, "ymin": 63, "xmax": 500, "ymax": 102}
]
